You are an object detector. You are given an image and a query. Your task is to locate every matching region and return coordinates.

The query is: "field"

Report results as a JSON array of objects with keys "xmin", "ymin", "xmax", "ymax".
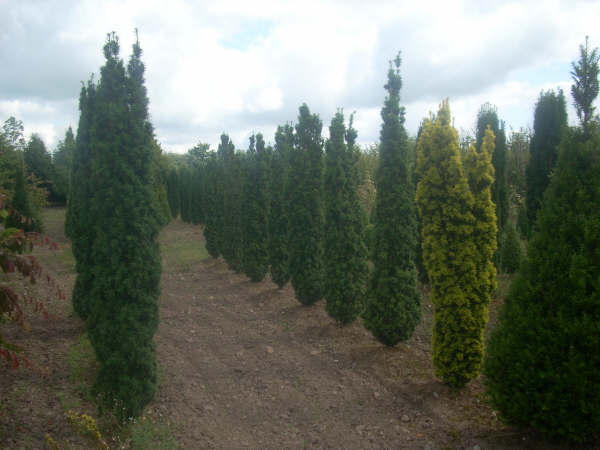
[{"xmin": 0, "ymin": 208, "xmax": 568, "ymax": 449}]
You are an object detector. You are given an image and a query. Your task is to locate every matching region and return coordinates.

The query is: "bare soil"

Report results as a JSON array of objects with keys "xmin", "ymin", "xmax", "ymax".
[{"xmin": 0, "ymin": 210, "xmax": 575, "ymax": 449}]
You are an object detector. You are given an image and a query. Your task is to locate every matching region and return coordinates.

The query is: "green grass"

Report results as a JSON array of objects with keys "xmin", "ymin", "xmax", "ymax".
[
  {"xmin": 66, "ymin": 333, "xmax": 97, "ymax": 401},
  {"xmin": 161, "ymin": 238, "xmax": 209, "ymax": 270}
]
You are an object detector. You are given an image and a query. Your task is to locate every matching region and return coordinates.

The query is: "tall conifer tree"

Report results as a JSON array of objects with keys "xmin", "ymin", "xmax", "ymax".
[
  {"xmin": 166, "ymin": 167, "xmax": 180, "ymax": 219},
  {"xmin": 242, "ymin": 133, "xmax": 270, "ymax": 282},
  {"xmin": 476, "ymin": 103, "xmax": 508, "ymax": 233},
  {"xmin": 364, "ymin": 54, "xmax": 420, "ymax": 345},
  {"xmin": 417, "ymin": 100, "xmax": 480, "ymax": 387},
  {"xmin": 525, "ymin": 89, "xmax": 567, "ymax": 230},
  {"xmin": 324, "ymin": 111, "xmax": 368, "ymax": 324},
  {"xmin": 288, "ymin": 104, "xmax": 324, "ymax": 305},
  {"xmin": 66, "ymin": 78, "xmax": 96, "ymax": 319},
  {"xmin": 203, "ymin": 152, "xmax": 222, "ymax": 258},
  {"xmin": 485, "ymin": 38, "xmax": 600, "ymax": 444},
  {"xmin": 221, "ymin": 134, "xmax": 244, "ymax": 272},
  {"xmin": 85, "ymin": 33, "xmax": 162, "ymax": 419},
  {"xmin": 269, "ymin": 124, "xmax": 293, "ymax": 288}
]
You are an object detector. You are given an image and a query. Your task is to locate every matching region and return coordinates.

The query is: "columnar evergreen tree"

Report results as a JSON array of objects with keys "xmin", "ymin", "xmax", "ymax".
[
  {"xmin": 484, "ymin": 126, "xmax": 600, "ymax": 442},
  {"xmin": 179, "ymin": 167, "xmax": 192, "ymax": 223},
  {"xmin": 166, "ymin": 167, "xmax": 180, "ymax": 218},
  {"xmin": 84, "ymin": 33, "xmax": 162, "ymax": 419},
  {"xmin": 221, "ymin": 134, "xmax": 244, "ymax": 272},
  {"xmin": 203, "ymin": 152, "xmax": 222, "ymax": 258},
  {"xmin": 525, "ymin": 89, "xmax": 567, "ymax": 230},
  {"xmin": 269, "ymin": 124, "xmax": 293, "ymax": 288},
  {"xmin": 241, "ymin": 133, "xmax": 270, "ymax": 282},
  {"xmin": 417, "ymin": 100, "xmax": 481, "ymax": 387},
  {"xmin": 364, "ymin": 54, "xmax": 420, "ymax": 344},
  {"xmin": 324, "ymin": 111, "xmax": 368, "ymax": 324},
  {"xmin": 499, "ymin": 223, "xmax": 521, "ymax": 273},
  {"xmin": 52, "ymin": 126, "xmax": 76, "ymax": 205},
  {"xmin": 571, "ymin": 36, "xmax": 599, "ymax": 130},
  {"xmin": 463, "ymin": 126, "xmax": 498, "ymax": 361},
  {"xmin": 190, "ymin": 167, "xmax": 204, "ymax": 225},
  {"xmin": 66, "ymin": 78, "xmax": 96, "ymax": 319},
  {"xmin": 5, "ymin": 160, "xmax": 35, "ymax": 232},
  {"xmin": 287, "ymin": 103, "xmax": 324, "ymax": 305},
  {"xmin": 485, "ymin": 40, "xmax": 600, "ymax": 443},
  {"xmin": 476, "ymin": 103, "xmax": 508, "ymax": 233}
]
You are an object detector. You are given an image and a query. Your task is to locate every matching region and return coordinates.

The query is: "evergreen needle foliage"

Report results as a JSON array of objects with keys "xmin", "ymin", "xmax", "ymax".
[
  {"xmin": 417, "ymin": 100, "xmax": 487, "ymax": 387},
  {"xmin": 525, "ymin": 89, "xmax": 567, "ymax": 231},
  {"xmin": 66, "ymin": 78, "xmax": 96, "ymax": 320},
  {"xmin": 484, "ymin": 126, "xmax": 600, "ymax": 442},
  {"xmin": 364, "ymin": 54, "xmax": 421, "ymax": 344},
  {"xmin": 203, "ymin": 152, "xmax": 222, "ymax": 258},
  {"xmin": 324, "ymin": 111, "xmax": 368, "ymax": 325},
  {"xmin": 269, "ymin": 124, "xmax": 293, "ymax": 288},
  {"xmin": 6, "ymin": 161, "xmax": 35, "ymax": 232},
  {"xmin": 166, "ymin": 167, "xmax": 180, "ymax": 219},
  {"xmin": 241, "ymin": 133, "xmax": 270, "ymax": 282},
  {"xmin": 220, "ymin": 134, "xmax": 244, "ymax": 272},
  {"xmin": 499, "ymin": 223, "xmax": 521, "ymax": 273},
  {"xmin": 476, "ymin": 103, "xmax": 508, "ymax": 234},
  {"xmin": 288, "ymin": 104, "xmax": 324, "ymax": 305},
  {"xmin": 78, "ymin": 33, "xmax": 162, "ymax": 420}
]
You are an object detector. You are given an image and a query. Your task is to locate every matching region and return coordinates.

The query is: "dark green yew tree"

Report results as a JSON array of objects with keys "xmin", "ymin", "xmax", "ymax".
[
  {"xmin": 220, "ymin": 134, "xmax": 244, "ymax": 272},
  {"xmin": 485, "ymin": 42, "xmax": 600, "ymax": 443},
  {"xmin": 484, "ymin": 126, "xmax": 600, "ymax": 442},
  {"xmin": 66, "ymin": 78, "xmax": 96, "ymax": 320},
  {"xmin": 499, "ymin": 223, "xmax": 521, "ymax": 273},
  {"xmin": 324, "ymin": 111, "xmax": 368, "ymax": 324},
  {"xmin": 190, "ymin": 167, "xmax": 204, "ymax": 225},
  {"xmin": 288, "ymin": 104, "xmax": 324, "ymax": 305},
  {"xmin": 525, "ymin": 89, "xmax": 567, "ymax": 230},
  {"xmin": 476, "ymin": 103, "xmax": 508, "ymax": 233},
  {"xmin": 166, "ymin": 167, "xmax": 180, "ymax": 219},
  {"xmin": 269, "ymin": 124, "xmax": 293, "ymax": 288},
  {"xmin": 84, "ymin": 33, "xmax": 162, "ymax": 420},
  {"xmin": 5, "ymin": 161, "xmax": 35, "ymax": 232},
  {"xmin": 242, "ymin": 133, "xmax": 270, "ymax": 282},
  {"xmin": 51, "ymin": 126, "xmax": 76, "ymax": 205},
  {"xmin": 364, "ymin": 54, "xmax": 420, "ymax": 345},
  {"xmin": 178, "ymin": 167, "xmax": 192, "ymax": 223},
  {"xmin": 203, "ymin": 152, "xmax": 222, "ymax": 258}
]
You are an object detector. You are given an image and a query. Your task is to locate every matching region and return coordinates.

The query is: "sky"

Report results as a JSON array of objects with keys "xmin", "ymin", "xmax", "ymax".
[{"xmin": 1, "ymin": 0, "xmax": 599, "ymax": 154}]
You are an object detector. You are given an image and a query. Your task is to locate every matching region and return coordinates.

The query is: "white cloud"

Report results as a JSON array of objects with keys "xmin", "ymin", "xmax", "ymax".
[{"xmin": 1, "ymin": 0, "xmax": 599, "ymax": 152}]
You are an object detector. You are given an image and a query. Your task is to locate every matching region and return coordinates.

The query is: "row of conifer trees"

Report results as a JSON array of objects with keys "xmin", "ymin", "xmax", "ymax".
[
  {"xmin": 168, "ymin": 54, "xmax": 500, "ymax": 390},
  {"xmin": 64, "ymin": 31, "xmax": 599, "ymax": 442}
]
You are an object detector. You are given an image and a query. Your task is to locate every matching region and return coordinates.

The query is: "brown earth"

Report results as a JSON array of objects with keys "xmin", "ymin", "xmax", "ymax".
[{"xmin": 0, "ymin": 209, "xmax": 574, "ymax": 449}]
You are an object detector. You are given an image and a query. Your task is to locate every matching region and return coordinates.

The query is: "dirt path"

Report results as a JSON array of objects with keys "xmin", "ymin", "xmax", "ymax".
[{"xmin": 153, "ymin": 221, "xmax": 555, "ymax": 449}]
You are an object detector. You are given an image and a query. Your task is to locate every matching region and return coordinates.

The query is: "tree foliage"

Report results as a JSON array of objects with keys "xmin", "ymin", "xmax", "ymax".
[
  {"xmin": 241, "ymin": 133, "xmax": 270, "ymax": 282},
  {"xmin": 66, "ymin": 78, "xmax": 96, "ymax": 320},
  {"xmin": 417, "ymin": 100, "xmax": 493, "ymax": 387},
  {"xmin": 525, "ymin": 89, "xmax": 567, "ymax": 231},
  {"xmin": 323, "ymin": 111, "xmax": 368, "ymax": 324},
  {"xmin": 220, "ymin": 134, "xmax": 244, "ymax": 272},
  {"xmin": 74, "ymin": 33, "xmax": 162, "ymax": 420},
  {"xmin": 571, "ymin": 36, "xmax": 600, "ymax": 129},
  {"xmin": 288, "ymin": 104, "xmax": 324, "ymax": 305},
  {"xmin": 52, "ymin": 127, "xmax": 76, "ymax": 205},
  {"xmin": 484, "ymin": 125, "xmax": 600, "ymax": 442},
  {"xmin": 203, "ymin": 152, "xmax": 222, "ymax": 258},
  {"xmin": 269, "ymin": 124, "xmax": 293, "ymax": 288},
  {"xmin": 476, "ymin": 103, "xmax": 508, "ymax": 233},
  {"xmin": 364, "ymin": 54, "xmax": 420, "ymax": 344}
]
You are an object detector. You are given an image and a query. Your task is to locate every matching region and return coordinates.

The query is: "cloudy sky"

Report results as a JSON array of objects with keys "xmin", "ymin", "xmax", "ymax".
[{"xmin": 1, "ymin": 0, "xmax": 599, "ymax": 153}]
